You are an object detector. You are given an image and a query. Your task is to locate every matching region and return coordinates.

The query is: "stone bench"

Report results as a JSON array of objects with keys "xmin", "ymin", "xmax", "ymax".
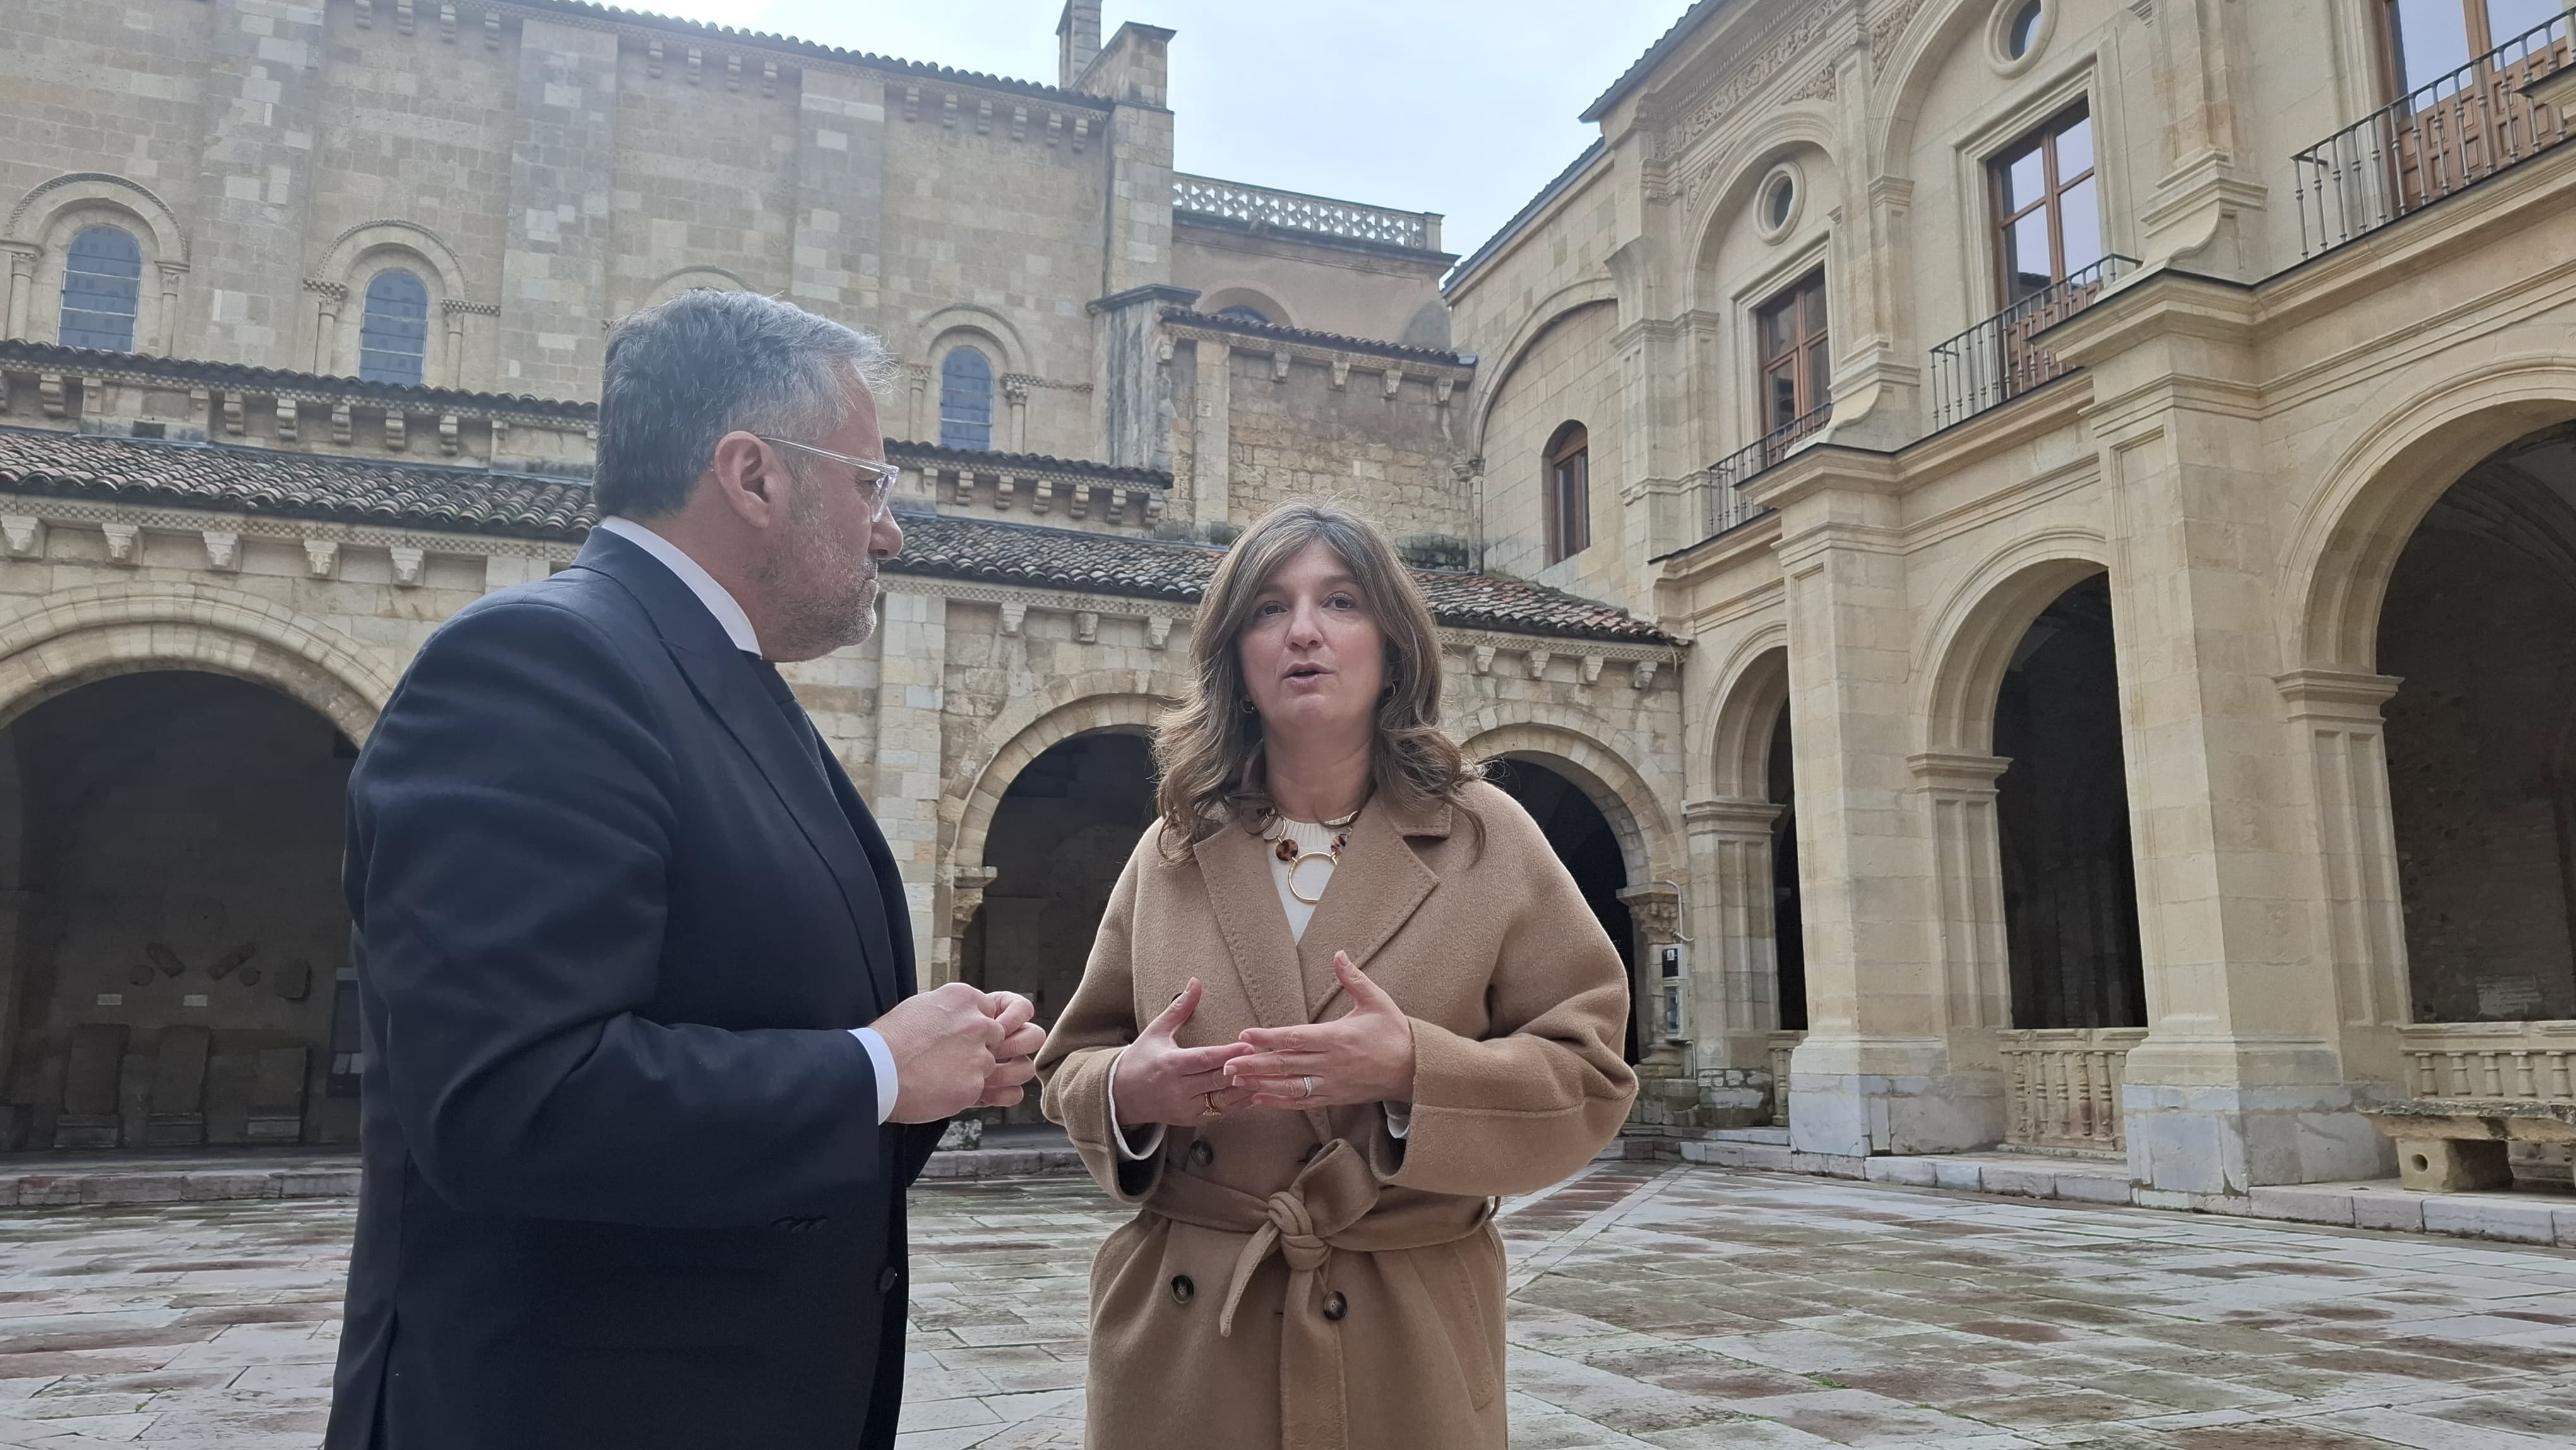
[{"xmin": 2360, "ymin": 1099, "xmax": 2576, "ymax": 1191}]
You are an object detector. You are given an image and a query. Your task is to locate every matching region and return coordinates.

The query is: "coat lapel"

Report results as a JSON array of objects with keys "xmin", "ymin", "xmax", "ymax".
[
  {"xmin": 1193, "ymin": 820, "xmax": 1313, "ymax": 1034},
  {"xmin": 1296, "ymin": 796, "xmax": 1446, "ymax": 1019},
  {"xmin": 575, "ymin": 531, "xmax": 898, "ymax": 1017}
]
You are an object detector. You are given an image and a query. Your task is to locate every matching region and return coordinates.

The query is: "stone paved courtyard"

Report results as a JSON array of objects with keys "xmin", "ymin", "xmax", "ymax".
[{"xmin": 3, "ymin": 1163, "xmax": 2576, "ymax": 1447}]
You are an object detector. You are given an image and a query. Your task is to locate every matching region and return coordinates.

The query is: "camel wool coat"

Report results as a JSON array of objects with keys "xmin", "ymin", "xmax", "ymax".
[{"xmin": 1035, "ymin": 781, "xmax": 1637, "ymax": 1450}]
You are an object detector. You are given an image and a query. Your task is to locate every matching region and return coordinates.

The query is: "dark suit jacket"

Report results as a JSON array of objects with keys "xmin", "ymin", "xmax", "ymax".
[{"xmin": 325, "ymin": 528, "xmax": 945, "ymax": 1450}]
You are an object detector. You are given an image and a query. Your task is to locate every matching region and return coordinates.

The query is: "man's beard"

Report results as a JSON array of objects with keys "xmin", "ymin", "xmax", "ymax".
[{"xmin": 754, "ymin": 477, "xmax": 880, "ymax": 659}]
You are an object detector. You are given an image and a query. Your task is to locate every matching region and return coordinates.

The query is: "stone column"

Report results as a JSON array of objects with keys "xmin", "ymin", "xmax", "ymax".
[
  {"xmin": 871, "ymin": 592, "xmax": 948, "ymax": 976},
  {"xmin": 498, "ymin": 17, "xmax": 621, "ymax": 395},
  {"xmin": 941, "ymin": 864, "xmax": 998, "ymax": 990},
  {"xmin": 2052, "ymin": 273, "xmax": 2386, "ymax": 1195},
  {"xmin": 1754, "ymin": 450, "xmax": 2003, "ymax": 1159},
  {"xmin": 2, "ymin": 246, "xmax": 35, "ymax": 340},
  {"xmin": 2279, "ymin": 669, "xmax": 2411, "ymax": 1094},
  {"xmin": 1684, "ymin": 797, "xmax": 1786, "ymax": 1122},
  {"xmin": 1617, "ymin": 882, "xmax": 1694, "ymax": 1125},
  {"xmin": 306, "ymin": 282, "xmax": 345, "ymax": 373},
  {"xmin": 1911, "ymin": 752, "xmax": 2013, "ymax": 1039}
]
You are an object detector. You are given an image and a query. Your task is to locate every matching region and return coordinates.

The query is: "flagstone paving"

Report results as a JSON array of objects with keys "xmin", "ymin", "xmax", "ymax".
[{"xmin": 1, "ymin": 1162, "xmax": 2574, "ymax": 1447}]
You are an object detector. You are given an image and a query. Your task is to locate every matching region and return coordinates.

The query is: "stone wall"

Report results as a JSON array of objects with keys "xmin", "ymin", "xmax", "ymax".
[{"xmin": 1180, "ymin": 340, "xmax": 1474, "ymax": 541}]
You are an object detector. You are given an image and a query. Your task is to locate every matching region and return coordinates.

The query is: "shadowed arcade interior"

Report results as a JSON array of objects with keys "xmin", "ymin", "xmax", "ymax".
[
  {"xmin": 2380, "ymin": 424, "xmax": 2576, "ymax": 1025},
  {"xmin": 1994, "ymin": 573, "xmax": 2145, "ymax": 1031},
  {"xmin": 0, "ymin": 671, "xmax": 355, "ymax": 1152}
]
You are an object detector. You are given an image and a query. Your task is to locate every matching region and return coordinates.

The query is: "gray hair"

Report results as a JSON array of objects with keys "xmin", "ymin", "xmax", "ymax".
[{"xmin": 594, "ymin": 289, "xmax": 898, "ymax": 518}]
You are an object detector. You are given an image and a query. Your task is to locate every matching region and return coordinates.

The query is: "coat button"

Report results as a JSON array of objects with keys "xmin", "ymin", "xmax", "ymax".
[
  {"xmin": 1188, "ymin": 1139, "xmax": 1215, "ymax": 1168},
  {"xmin": 1171, "ymin": 1275, "xmax": 1195, "ymax": 1305},
  {"xmin": 880, "ymin": 1266, "xmax": 901, "ymax": 1294},
  {"xmin": 1321, "ymin": 1291, "xmax": 1347, "ymax": 1322}
]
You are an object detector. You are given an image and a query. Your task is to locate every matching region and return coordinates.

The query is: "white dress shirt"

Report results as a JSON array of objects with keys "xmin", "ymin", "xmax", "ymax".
[{"xmin": 595, "ymin": 515, "xmax": 901, "ymax": 1125}]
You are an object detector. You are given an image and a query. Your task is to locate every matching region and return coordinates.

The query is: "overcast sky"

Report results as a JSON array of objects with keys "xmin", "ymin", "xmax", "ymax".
[{"xmin": 633, "ymin": 1, "xmax": 1692, "ymax": 267}]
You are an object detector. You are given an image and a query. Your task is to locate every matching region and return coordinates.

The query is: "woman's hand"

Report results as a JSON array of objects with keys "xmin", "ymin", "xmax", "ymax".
[
  {"xmin": 1111, "ymin": 979, "xmax": 1260, "ymax": 1128},
  {"xmin": 1224, "ymin": 953, "xmax": 1417, "ymax": 1110}
]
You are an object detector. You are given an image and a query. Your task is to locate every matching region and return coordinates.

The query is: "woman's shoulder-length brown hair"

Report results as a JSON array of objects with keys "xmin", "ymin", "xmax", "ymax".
[{"xmin": 1154, "ymin": 500, "xmax": 1481, "ymax": 852}]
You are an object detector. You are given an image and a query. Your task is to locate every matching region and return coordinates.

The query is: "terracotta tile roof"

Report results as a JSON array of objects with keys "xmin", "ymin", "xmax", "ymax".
[
  {"xmin": 0, "ymin": 428, "xmax": 1672, "ymax": 644},
  {"xmin": 889, "ymin": 512, "xmax": 1671, "ymax": 643},
  {"xmin": 0, "ymin": 427, "xmax": 594, "ymax": 539},
  {"xmin": 0, "ymin": 339, "xmax": 595, "ymax": 417}
]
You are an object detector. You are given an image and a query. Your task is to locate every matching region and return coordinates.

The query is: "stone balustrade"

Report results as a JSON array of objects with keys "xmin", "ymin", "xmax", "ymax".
[
  {"xmin": 2400, "ymin": 1020, "xmax": 2576, "ymax": 1103},
  {"xmin": 1171, "ymin": 174, "xmax": 1440, "ymax": 252},
  {"xmin": 1999, "ymin": 1027, "xmax": 2147, "ymax": 1154}
]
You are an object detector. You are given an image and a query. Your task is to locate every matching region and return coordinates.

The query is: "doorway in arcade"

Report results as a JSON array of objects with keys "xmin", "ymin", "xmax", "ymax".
[
  {"xmin": 1486, "ymin": 758, "xmax": 1640, "ymax": 1062},
  {"xmin": 0, "ymin": 671, "xmax": 357, "ymax": 1153}
]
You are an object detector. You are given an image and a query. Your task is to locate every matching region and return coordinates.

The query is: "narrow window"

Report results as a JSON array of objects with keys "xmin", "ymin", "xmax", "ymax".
[
  {"xmin": 1545, "ymin": 422, "xmax": 1590, "ymax": 565},
  {"xmin": 1993, "ymin": 104, "xmax": 2103, "ymax": 307},
  {"xmin": 358, "ymin": 270, "xmax": 430, "ymax": 385},
  {"xmin": 59, "ymin": 225, "xmax": 143, "ymax": 352},
  {"xmin": 1755, "ymin": 271, "xmax": 1830, "ymax": 437},
  {"xmin": 939, "ymin": 347, "xmax": 994, "ymax": 450}
]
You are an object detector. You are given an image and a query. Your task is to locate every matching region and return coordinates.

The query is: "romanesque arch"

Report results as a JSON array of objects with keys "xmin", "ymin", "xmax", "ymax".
[
  {"xmin": 947, "ymin": 674, "xmax": 1175, "ymax": 869},
  {"xmin": 1706, "ymin": 626, "xmax": 1792, "ymax": 801},
  {"xmin": 1456, "ymin": 718, "xmax": 1674, "ymax": 882},
  {"xmin": 0, "ymin": 582, "xmax": 395, "ymax": 741}
]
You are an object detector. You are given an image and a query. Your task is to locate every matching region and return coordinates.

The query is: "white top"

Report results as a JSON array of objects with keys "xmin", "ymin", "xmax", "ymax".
[
  {"xmin": 595, "ymin": 514, "xmax": 900, "ymax": 1126},
  {"xmin": 1267, "ymin": 815, "xmax": 1347, "ymax": 944}
]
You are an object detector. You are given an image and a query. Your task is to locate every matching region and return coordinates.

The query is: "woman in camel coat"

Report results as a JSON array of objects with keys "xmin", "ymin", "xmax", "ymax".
[{"xmin": 1035, "ymin": 500, "xmax": 1636, "ymax": 1450}]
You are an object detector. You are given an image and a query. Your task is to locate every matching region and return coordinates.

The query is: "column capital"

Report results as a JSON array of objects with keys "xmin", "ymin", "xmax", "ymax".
[
  {"xmin": 1683, "ymin": 796, "xmax": 1784, "ymax": 837},
  {"xmin": 2274, "ymin": 668, "xmax": 2401, "ymax": 722},
  {"xmin": 1908, "ymin": 751, "xmax": 2010, "ymax": 791},
  {"xmin": 1615, "ymin": 882, "xmax": 1684, "ymax": 944}
]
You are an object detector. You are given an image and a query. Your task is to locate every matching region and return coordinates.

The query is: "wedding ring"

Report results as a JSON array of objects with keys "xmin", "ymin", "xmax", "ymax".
[{"xmin": 1300, "ymin": 1076, "xmax": 1316, "ymax": 1099}]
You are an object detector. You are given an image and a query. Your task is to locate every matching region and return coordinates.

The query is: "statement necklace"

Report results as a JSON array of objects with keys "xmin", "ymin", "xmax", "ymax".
[{"xmin": 1268, "ymin": 806, "xmax": 1361, "ymax": 905}]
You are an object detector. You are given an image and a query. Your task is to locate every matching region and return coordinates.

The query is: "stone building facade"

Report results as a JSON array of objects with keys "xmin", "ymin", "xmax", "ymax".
[
  {"xmin": 1447, "ymin": 0, "xmax": 2576, "ymax": 1197},
  {"xmin": 0, "ymin": 0, "xmax": 1686, "ymax": 1151}
]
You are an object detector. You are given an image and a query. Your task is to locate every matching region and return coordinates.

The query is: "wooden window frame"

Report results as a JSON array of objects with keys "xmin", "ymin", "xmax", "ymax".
[
  {"xmin": 1754, "ymin": 270, "xmax": 1830, "ymax": 436},
  {"xmin": 2381, "ymin": 0, "xmax": 2559, "ymax": 99},
  {"xmin": 1990, "ymin": 102, "xmax": 2099, "ymax": 306},
  {"xmin": 1545, "ymin": 424, "xmax": 1590, "ymax": 565}
]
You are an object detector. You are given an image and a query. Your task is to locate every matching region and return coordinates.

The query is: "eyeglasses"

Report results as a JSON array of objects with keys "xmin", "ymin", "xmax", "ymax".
[{"xmin": 753, "ymin": 435, "xmax": 900, "ymax": 521}]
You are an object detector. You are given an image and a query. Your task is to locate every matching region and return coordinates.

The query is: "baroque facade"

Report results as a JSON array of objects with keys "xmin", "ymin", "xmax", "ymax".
[
  {"xmin": 0, "ymin": 0, "xmax": 1686, "ymax": 1151},
  {"xmin": 1448, "ymin": 0, "xmax": 2576, "ymax": 1198}
]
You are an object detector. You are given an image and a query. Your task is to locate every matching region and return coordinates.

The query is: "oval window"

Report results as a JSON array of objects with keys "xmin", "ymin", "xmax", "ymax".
[
  {"xmin": 2007, "ymin": 0, "xmax": 2045, "ymax": 59},
  {"xmin": 1762, "ymin": 173, "xmax": 1796, "ymax": 231}
]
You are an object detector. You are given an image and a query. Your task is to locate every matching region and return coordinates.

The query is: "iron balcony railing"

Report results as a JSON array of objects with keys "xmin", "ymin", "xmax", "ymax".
[
  {"xmin": 1171, "ymin": 175, "xmax": 1441, "ymax": 251},
  {"xmin": 1928, "ymin": 254, "xmax": 2135, "ymax": 431},
  {"xmin": 2294, "ymin": 8, "xmax": 2573, "ymax": 258},
  {"xmin": 1703, "ymin": 402, "xmax": 1830, "ymax": 538}
]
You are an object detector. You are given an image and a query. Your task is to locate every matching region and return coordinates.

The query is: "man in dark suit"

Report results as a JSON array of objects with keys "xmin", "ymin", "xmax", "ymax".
[{"xmin": 325, "ymin": 290, "xmax": 1041, "ymax": 1450}]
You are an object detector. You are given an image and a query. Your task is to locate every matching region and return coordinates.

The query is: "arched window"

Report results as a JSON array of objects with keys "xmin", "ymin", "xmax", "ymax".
[
  {"xmin": 59, "ymin": 225, "xmax": 143, "ymax": 352},
  {"xmin": 1545, "ymin": 422, "xmax": 1590, "ymax": 565},
  {"xmin": 1215, "ymin": 304, "xmax": 1270, "ymax": 324},
  {"xmin": 939, "ymin": 346, "xmax": 995, "ymax": 450},
  {"xmin": 358, "ymin": 269, "xmax": 431, "ymax": 385}
]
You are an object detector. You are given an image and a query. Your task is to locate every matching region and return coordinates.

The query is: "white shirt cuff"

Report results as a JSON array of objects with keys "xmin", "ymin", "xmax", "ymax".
[
  {"xmin": 1105, "ymin": 1048, "xmax": 1167, "ymax": 1161},
  {"xmin": 1384, "ymin": 1101, "xmax": 1413, "ymax": 1139},
  {"xmin": 848, "ymin": 1028, "xmax": 898, "ymax": 1126}
]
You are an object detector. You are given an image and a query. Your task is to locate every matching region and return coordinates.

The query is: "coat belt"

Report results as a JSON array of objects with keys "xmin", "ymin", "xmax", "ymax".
[{"xmin": 1142, "ymin": 1138, "xmax": 1489, "ymax": 1450}]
